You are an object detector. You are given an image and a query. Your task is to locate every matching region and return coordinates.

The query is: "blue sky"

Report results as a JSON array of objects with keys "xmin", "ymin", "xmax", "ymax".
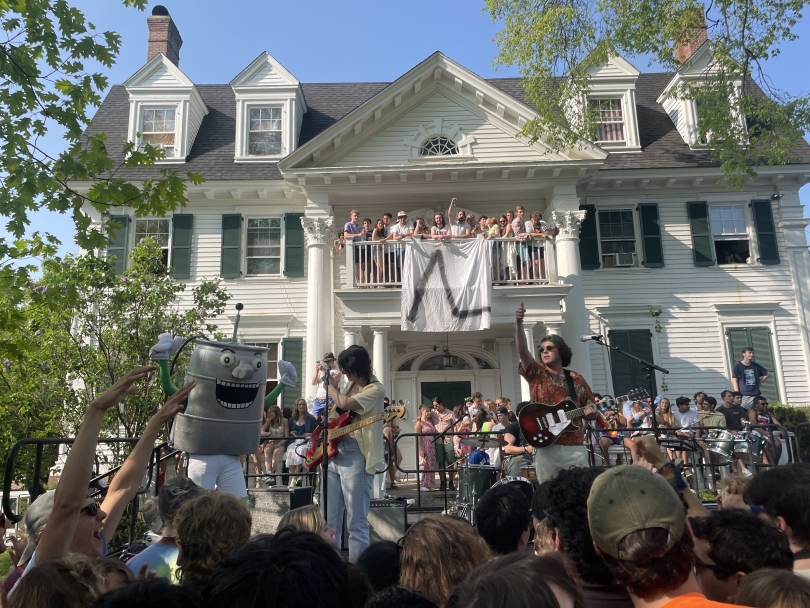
[{"xmin": 19, "ymin": 0, "xmax": 810, "ymax": 253}]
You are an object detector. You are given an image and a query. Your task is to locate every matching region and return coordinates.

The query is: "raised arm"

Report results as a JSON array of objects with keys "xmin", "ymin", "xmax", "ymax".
[
  {"xmin": 37, "ymin": 366, "xmax": 155, "ymax": 564},
  {"xmin": 514, "ymin": 301, "xmax": 534, "ymax": 371},
  {"xmin": 101, "ymin": 382, "xmax": 195, "ymax": 540},
  {"xmin": 447, "ymin": 197, "xmax": 456, "ymax": 223}
]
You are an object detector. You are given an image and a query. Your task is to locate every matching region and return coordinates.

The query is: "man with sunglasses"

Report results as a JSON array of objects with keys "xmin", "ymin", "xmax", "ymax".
[
  {"xmin": 9, "ymin": 367, "xmax": 194, "ymax": 596},
  {"xmin": 515, "ymin": 302, "xmax": 600, "ymax": 483}
]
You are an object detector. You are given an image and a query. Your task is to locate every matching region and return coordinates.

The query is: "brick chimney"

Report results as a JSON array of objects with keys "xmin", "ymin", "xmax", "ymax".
[
  {"xmin": 146, "ymin": 5, "xmax": 183, "ymax": 66},
  {"xmin": 674, "ymin": 9, "xmax": 708, "ymax": 64}
]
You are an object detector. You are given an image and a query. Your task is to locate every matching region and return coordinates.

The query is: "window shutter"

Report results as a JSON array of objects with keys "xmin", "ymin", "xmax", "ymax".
[
  {"xmin": 106, "ymin": 215, "xmax": 130, "ymax": 275},
  {"xmin": 607, "ymin": 329, "xmax": 657, "ymax": 397},
  {"xmin": 687, "ymin": 201, "xmax": 715, "ymax": 267},
  {"xmin": 281, "ymin": 337, "xmax": 304, "ymax": 411},
  {"xmin": 750, "ymin": 200, "xmax": 780, "ymax": 265},
  {"xmin": 220, "ymin": 214, "xmax": 242, "ymax": 278},
  {"xmin": 170, "ymin": 214, "xmax": 193, "ymax": 279},
  {"xmin": 578, "ymin": 204, "xmax": 600, "ymax": 270},
  {"xmin": 750, "ymin": 327, "xmax": 779, "ymax": 403},
  {"xmin": 284, "ymin": 213, "xmax": 305, "ymax": 277},
  {"xmin": 637, "ymin": 203, "xmax": 664, "ymax": 268},
  {"xmin": 726, "ymin": 328, "xmax": 750, "ymax": 370}
]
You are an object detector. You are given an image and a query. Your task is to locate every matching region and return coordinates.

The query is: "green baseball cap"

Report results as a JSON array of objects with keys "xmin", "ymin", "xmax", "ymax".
[{"xmin": 587, "ymin": 466, "xmax": 684, "ymax": 560}]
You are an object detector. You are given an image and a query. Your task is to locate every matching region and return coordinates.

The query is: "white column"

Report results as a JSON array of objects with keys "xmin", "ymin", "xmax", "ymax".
[
  {"xmin": 496, "ymin": 337, "xmax": 518, "ymax": 406},
  {"xmin": 302, "ymin": 216, "xmax": 335, "ymax": 399},
  {"xmin": 552, "ymin": 210, "xmax": 593, "ymax": 384},
  {"xmin": 544, "ymin": 324, "xmax": 562, "ymax": 336},
  {"xmin": 343, "ymin": 327, "xmax": 359, "ymax": 351},
  {"xmin": 519, "ymin": 323, "xmax": 536, "ymax": 403},
  {"xmin": 371, "ymin": 327, "xmax": 390, "ymax": 397}
]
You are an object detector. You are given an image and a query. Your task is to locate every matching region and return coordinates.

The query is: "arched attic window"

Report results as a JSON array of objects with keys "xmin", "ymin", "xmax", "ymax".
[{"xmin": 420, "ymin": 136, "xmax": 458, "ymax": 157}]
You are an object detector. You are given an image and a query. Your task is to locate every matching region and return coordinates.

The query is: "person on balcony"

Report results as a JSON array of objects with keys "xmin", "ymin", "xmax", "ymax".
[
  {"xmin": 501, "ymin": 211, "xmax": 517, "ymax": 281},
  {"xmin": 389, "ymin": 211, "xmax": 413, "ymax": 283},
  {"xmin": 527, "ymin": 211, "xmax": 550, "ymax": 280},
  {"xmin": 371, "ymin": 218, "xmax": 387, "ymax": 285},
  {"xmin": 431, "ymin": 212, "xmax": 450, "ymax": 241},
  {"xmin": 511, "ymin": 206, "xmax": 533, "ymax": 282},
  {"xmin": 344, "ymin": 209, "xmax": 363, "ymax": 285},
  {"xmin": 448, "ymin": 198, "xmax": 470, "ymax": 238},
  {"xmin": 412, "ymin": 216, "xmax": 430, "ymax": 238}
]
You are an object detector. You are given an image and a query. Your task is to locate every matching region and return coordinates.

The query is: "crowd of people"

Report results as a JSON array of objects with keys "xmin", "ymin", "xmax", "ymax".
[{"xmin": 334, "ymin": 198, "xmax": 558, "ymax": 285}]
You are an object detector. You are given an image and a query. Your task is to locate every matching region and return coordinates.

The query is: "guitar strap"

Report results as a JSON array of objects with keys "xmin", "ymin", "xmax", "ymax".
[{"xmin": 563, "ymin": 369, "xmax": 577, "ymax": 403}]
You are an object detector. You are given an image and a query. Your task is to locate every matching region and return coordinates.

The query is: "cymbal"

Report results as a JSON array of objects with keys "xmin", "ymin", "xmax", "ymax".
[{"xmin": 460, "ymin": 436, "xmax": 506, "ymax": 448}]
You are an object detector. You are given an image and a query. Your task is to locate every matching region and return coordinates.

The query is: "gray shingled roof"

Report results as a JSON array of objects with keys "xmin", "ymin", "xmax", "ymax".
[{"xmin": 83, "ymin": 75, "xmax": 810, "ymax": 182}]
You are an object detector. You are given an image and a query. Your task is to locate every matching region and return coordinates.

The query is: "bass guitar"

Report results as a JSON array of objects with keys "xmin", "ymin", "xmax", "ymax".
[
  {"xmin": 518, "ymin": 388, "xmax": 649, "ymax": 449},
  {"xmin": 306, "ymin": 405, "xmax": 406, "ymax": 468}
]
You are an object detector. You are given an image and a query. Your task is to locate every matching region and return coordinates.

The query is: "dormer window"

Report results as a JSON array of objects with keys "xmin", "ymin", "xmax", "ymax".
[
  {"xmin": 248, "ymin": 107, "xmax": 283, "ymax": 156},
  {"xmin": 141, "ymin": 108, "xmax": 177, "ymax": 157},
  {"xmin": 420, "ymin": 136, "xmax": 459, "ymax": 157},
  {"xmin": 590, "ymin": 99, "xmax": 625, "ymax": 144}
]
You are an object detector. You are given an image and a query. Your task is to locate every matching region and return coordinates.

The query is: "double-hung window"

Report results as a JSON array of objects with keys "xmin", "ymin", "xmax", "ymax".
[
  {"xmin": 248, "ymin": 107, "xmax": 282, "ymax": 156},
  {"xmin": 590, "ymin": 99, "xmax": 625, "ymax": 144},
  {"xmin": 598, "ymin": 210, "xmax": 638, "ymax": 267},
  {"xmin": 246, "ymin": 218, "xmax": 282, "ymax": 275},
  {"xmin": 249, "ymin": 342, "xmax": 279, "ymax": 379},
  {"xmin": 135, "ymin": 219, "xmax": 171, "ymax": 265},
  {"xmin": 141, "ymin": 109, "xmax": 176, "ymax": 157},
  {"xmin": 710, "ymin": 205, "xmax": 750, "ymax": 265}
]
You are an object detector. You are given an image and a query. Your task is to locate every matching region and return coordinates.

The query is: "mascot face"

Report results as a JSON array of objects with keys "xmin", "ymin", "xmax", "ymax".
[{"xmin": 171, "ymin": 340, "xmax": 269, "ymax": 455}]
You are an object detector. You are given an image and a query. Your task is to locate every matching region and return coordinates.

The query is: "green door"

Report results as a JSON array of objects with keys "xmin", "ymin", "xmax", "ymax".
[
  {"xmin": 726, "ymin": 327, "xmax": 780, "ymax": 403},
  {"xmin": 421, "ymin": 381, "xmax": 471, "ymax": 409}
]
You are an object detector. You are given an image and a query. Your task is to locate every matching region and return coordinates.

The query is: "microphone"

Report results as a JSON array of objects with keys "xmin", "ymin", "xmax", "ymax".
[{"xmin": 580, "ymin": 335, "xmax": 603, "ymax": 342}]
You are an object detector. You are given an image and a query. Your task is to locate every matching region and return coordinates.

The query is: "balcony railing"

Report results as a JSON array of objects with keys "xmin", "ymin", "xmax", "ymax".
[{"xmin": 343, "ymin": 237, "xmax": 557, "ymax": 288}]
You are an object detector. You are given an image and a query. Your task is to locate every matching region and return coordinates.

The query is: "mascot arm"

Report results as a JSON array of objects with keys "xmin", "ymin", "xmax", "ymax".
[
  {"xmin": 149, "ymin": 333, "xmax": 187, "ymax": 397},
  {"xmin": 155, "ymin": 359, "xmax": 179, "ymax": 397},
  {"xmin": 264, "ymin": 360, "xmax": 298, "ymax": 409}
]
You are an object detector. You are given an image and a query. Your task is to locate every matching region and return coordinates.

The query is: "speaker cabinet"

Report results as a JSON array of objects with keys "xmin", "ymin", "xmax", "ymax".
[{"xmin": 247, "ymin": 486, "xmax": 313, "ymax": 535}]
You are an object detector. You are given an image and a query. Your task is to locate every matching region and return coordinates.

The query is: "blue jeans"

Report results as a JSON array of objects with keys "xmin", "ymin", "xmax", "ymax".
[{"xmin": 321, "ymin": 438, "xmax": 373, "ymax": 562}]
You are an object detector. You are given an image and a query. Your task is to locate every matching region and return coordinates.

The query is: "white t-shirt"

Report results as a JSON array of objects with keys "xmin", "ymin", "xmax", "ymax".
[
  {"xmin": 315, "ymin": 367, "xmax": 338, "ymax": 400},
  {"xmin": 673, "ymin": 409, "xmax": 699, "ymax": 428},
  {"xmin": 389, "ymin": 222, "xmax": 413, "ymax": 238},
  {"xmin": 526, "ymin": 220, "xmax": 549, "ymax": 246},
  {"xmin": 450, "ymin": 221, "xmax": 470, "ymax": 237}
]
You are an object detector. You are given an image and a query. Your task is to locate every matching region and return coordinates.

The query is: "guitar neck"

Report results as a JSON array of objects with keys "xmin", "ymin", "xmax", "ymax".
[
  {"xmin": 329, "ymin": 412, "xmax": 385, "ymax": 440},
  {"xmin": 564, "ymin": 392, "xmax": 638, "ymax": 421}
]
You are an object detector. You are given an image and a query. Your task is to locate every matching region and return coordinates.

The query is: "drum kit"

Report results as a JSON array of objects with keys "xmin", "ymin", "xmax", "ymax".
[
  {"xmin": 455, "ymin": 436, "xmax": 536, "ymax": 521},
  {"xmin": 706, "ymin": 426, "xmax": 766, "ymax": 462}
]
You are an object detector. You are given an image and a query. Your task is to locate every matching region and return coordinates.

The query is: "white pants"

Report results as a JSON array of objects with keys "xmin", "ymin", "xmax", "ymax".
[
  {"xmin": 187, "ymin": 454, "xmax": 247, "ymax": 499},
  {"xmin": 532, "ymin": 444, "xmax": 590, "ymax": 484}
]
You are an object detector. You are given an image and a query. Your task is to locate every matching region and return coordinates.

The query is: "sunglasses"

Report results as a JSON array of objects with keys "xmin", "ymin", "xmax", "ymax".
[
  {"xmin": 80, "ymin": 501, "xmax": 101, "ymax": 517},
  {"xmin": 539, "ymin": 345, "xmax": 557, "ymax": 353}
]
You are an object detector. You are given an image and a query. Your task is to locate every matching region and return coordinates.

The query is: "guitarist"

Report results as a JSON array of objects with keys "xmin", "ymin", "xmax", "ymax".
[
  {"xmin": 515, "ymin": 302, "xmax": 600, "ymax": 483},
  {"xmin": 324, "ymin": 345, "xmax": 385, "ymax": 563}
]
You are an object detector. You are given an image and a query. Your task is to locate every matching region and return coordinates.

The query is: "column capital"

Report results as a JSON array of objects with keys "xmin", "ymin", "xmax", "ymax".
[
  {"xmin": 301, "ymin": 216, "xmax": 337, "ymax": 247},
  {"xmin": 370, "ymin": 326, "xmax": 390, "ymax": 334},
  {"xmin": 552, "ymin": 210, "xmax": 587, "ymax": 241},
  {"xmin": 495, "ymin": 337, "xmax": 514, "ymax": 345}
]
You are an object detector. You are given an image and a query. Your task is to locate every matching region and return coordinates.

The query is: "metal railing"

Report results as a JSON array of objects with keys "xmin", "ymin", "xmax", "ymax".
[{"xmin": 344, "ymin": 237, "xmax": 557, "ymax": 289}]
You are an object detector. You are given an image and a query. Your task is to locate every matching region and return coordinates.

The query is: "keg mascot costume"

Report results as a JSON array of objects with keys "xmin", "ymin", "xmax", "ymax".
[{"xmin": 149, "ymin": 304, "xmax": 298, "ymax": 498}]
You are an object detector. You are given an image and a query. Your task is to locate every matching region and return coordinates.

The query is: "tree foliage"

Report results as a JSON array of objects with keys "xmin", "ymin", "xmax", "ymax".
[
  {"xmin": 0, "ymin": 0, "xmax": 203, "ymax": 358},
  {"xmin": 0, "ymin": 240, "xmax": 229, "ymax": 486},
  {"xmin": 485, "ymin": 0, "xmax": 810, "ymax": 186}
]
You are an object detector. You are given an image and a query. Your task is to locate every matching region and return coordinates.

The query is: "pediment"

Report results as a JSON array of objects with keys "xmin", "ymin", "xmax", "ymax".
[
  {"xmin": 677, "ymin": 41, "xmax": 716, "ymax": 76},
  {"xmin": 586, "ymin": 55, "xmax": 640, "ymax": 81},
  {"xmin": 230, "ymin": 52, "xmax": 300, "ymax": 89},
  {"xmin": 124, "ymin": 54, "xmax": 194, "ymax": 89},
  {"xmin": 280, "ymin": 52, "xmax": 606, "ymax": 172}
]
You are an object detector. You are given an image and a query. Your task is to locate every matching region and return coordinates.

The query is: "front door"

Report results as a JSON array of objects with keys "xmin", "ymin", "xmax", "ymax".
[{"xmin": 421, "ymin": 381, "xmax": 471, "ymax": 409}]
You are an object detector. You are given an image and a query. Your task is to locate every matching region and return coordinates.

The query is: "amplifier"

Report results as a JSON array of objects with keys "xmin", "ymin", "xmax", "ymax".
[
  {"xmin": 247, "ymin": 486, "xmax": 313, "ymax": 535},
  {"xmin": 338, "ymin": 498, "xmax": 408, "ymax": 551}
]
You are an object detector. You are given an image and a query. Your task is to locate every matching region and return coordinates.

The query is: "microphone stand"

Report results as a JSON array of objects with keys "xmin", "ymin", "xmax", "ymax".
[
  {"xmin": 592, "ymin": 336, "xmax": 669, "ymax": 436},
  {"xmin": 321, "ymin": 368, "xmax": 331, "ymax": 524}
]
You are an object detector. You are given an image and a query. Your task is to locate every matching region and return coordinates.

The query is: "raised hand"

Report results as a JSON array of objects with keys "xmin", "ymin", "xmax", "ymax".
[
  {"xmin": 515, "ymin": 301, "xmax": 526, "ymax": 324},
  {"xmin": 150, "ymin": 381, "xmax": 195, "ymax": 426},
  {"xmin": 90, "ymin": 365, "xmax": 156, "ymax": 412}
]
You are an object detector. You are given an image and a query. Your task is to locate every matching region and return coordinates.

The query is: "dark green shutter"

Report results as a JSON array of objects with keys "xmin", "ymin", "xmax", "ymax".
[
  {"xmin": 220, "ymin": 214, "xmax": 242, "ymax": 278},
  {"xmin": 284, "ymin": 213, "xmax": 305, "ymax": 277},
  {"xmin": 170, "ymin": 214, "xmax": 193, "ymax": 279},
  {"xmin": 726, "ymin": 327, "xmax": 779, "ymax": 403},
  {"xmin": 106, "ymin": 215, "xmax": 130, "ymax": 275},
  {"xmin": 281, "ymin": 337, "xmax": 304, "ymax": 411},
  {"xmin": 579, "ymin": 204, "xmax": 600, "ymax": 270},
  {"xmin": 607, "ymin": 329, "xmax": 657, "ymax": 397},
  {"xmin": 750, "ymin": 200, "xmax": 780, "ymax": 265},
  {"xmin": 638, "ymin": 203, "xmax": 664, "ymax": 268},
  {"xmin": 687, "ymin": 201, "xmax": 715, "ymax": 266}
]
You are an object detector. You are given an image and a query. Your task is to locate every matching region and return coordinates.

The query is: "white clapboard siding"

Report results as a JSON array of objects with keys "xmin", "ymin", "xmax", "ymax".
[
  {"xmin": 333, "ymin": 91, "xmax": 546, "ymax": 167},
  {"xmin": 141, "ymin": 63, "xmax": 184, "ymax": 88},
  {"xmin": 583, "ymin": 199, "xmax": 810, "ymax": 403}
]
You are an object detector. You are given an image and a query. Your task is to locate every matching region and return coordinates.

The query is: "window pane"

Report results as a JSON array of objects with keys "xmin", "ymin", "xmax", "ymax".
[
  {"xmin": 711, "ymin": 205, "xmax": 747, "ymax": 236},
  {"xmin": 590, "ymin": 98, "xmax": 625, "ymax": 142},
  {"xmin": 248, "ymin": 131, "xmax": 282, "ymax": 155},
  {"xmin": 246, "ymin": 217, "xmax": 281, "ymax": 275}
]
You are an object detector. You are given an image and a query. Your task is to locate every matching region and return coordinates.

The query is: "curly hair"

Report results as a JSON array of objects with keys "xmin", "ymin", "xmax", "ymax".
[
  {"xmin": 538, "ymin": 335, "xmax": 573, "ymax": 367},
  {"xmin": 175, "ymin": 491, "xmax": 251, "ymax": 589},
  {"xmin": 8, "ymin": 553, "xmax": 104, "ymax": 608},
  {"xmin": 544, "ymin": 467, "xmax": 612, "ymax": 585},
  {"xmin": 399, "ymin": 516, "xmax": 491, "ymax": 607}
]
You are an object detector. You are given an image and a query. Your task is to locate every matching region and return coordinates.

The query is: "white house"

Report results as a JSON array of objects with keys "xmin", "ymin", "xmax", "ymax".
[{"xmin": 76, "ymin": 8, "xmax": 810, "ymax": 464}]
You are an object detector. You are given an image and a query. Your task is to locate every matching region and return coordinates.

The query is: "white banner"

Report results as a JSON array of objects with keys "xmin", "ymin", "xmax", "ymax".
[{"xmin": 401, "ymin": 238, "xmax": 493, "ymax": 332}]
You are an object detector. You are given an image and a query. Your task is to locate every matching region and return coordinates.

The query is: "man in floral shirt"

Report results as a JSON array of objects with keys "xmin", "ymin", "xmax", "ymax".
[{"xmin": 515, "ymin": 302, "xmax": 601, "ymax": 482}]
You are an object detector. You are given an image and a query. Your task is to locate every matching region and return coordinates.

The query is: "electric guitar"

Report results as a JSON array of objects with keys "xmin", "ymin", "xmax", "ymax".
[
  {"xmin": 305, "ymin": 405, "xmax": 406, "ymax": 468},
  {"xmin": 518, "ymin": 388, "xmax": 649, "ymax": 448}
]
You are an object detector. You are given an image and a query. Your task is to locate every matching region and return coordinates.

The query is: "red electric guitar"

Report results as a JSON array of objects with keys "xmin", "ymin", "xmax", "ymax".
[
  {"xmin": 518, "ymin": 388, "xmax": 649, "ymax": 448},
  {"xmin": 305, "ymin": 405, "xmax": 406, "ymax": 468}
]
